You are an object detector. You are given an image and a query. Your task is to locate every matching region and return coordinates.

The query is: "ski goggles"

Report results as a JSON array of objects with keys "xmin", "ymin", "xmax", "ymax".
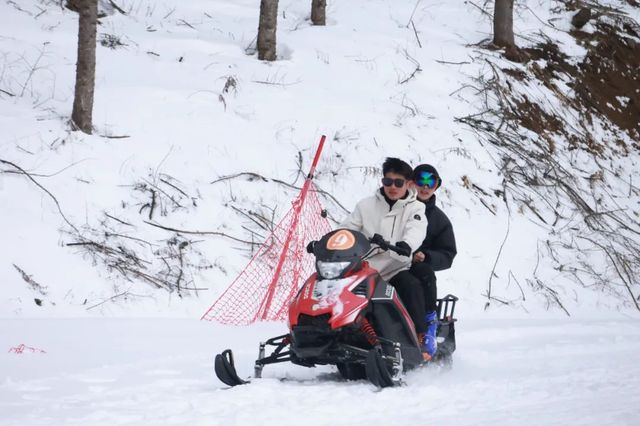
[
  {"xmin": 414, "ymin": 171, "xmax": 437, "ymax": 189},
  {"xmin": 381, "ymin": 177, "xmax": 406, "ymax": 188}
]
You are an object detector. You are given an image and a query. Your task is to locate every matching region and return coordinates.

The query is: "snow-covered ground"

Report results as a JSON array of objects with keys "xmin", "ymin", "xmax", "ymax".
[
  {"xmin": 2, "ymin": 317, "xmax": 640, "ymax": 425},
  {"xmin": 1, "ymin": 0, "xmax": 639, "ymax": 423}
]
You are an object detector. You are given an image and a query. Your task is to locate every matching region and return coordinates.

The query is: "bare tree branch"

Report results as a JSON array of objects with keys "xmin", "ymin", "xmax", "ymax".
[
  {"xmin": 0, "ymin": 158, "xmax": 78, "ymax": 232},
  {"xmin": 143, "ymin": 220, "xmax": 259, "ymax": 246}
]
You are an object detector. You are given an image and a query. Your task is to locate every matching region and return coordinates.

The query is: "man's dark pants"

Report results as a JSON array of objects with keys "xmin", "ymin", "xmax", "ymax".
[
  {"xmin": 389, "ymin": 270, "xmax": 427, "ymax": 334},
  {"xmin": 410, "ymin": 263, "xmax": 438, "ymax": 313}
]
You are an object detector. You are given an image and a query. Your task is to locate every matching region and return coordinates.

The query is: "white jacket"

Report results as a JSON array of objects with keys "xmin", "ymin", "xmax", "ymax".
[{"xmin": 340, "ymin": 188, "xmax": 428, "ymax": 280}]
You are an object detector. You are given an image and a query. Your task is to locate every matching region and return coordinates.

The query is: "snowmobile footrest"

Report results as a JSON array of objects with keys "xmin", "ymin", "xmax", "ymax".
[{"xmin": 215, "ymin": 349, "xmax": 248, "ymax": 387}]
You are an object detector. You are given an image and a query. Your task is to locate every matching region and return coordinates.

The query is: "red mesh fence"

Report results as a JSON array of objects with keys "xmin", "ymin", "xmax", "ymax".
[
  {"xmin": 200, "ymin": 183, "xmax": 332, "ymax": 325},
  {"xmin": 8, "ymin": 344, "xmax": 46, "ymax": 354}
]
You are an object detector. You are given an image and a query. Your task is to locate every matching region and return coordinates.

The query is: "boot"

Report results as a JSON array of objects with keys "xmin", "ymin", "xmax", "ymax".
[
  {"xmin": 422, "ymin": 311, "xmax": 438, "ymax": 359},
  {"xmin": 418, "ymin": 333, "xmax": 431, "ymax": 361}
]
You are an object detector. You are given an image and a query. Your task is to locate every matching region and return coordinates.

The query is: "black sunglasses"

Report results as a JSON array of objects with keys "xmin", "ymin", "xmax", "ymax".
[{"xmin": 381, "ymin": 177, "xmax": 406, "ymax": 188}]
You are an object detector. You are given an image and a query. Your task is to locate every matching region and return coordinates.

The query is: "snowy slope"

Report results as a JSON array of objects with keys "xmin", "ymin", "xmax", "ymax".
[
  {"xmin": 1, "ymin": 0, "xmax": 498, "ymax": 316},
  {"xmin": 2, "ymin": 0, "xmax": 636, "ymax": 317}
]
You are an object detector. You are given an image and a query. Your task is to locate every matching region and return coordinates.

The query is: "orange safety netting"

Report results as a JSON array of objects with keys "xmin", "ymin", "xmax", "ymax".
[{"xmin": 200, "ymin": 183, "xmax": 332, "ymax": 324}]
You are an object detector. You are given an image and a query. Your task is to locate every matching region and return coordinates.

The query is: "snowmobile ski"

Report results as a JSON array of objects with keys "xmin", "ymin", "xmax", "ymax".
[
  {"xmin": 365, "ymin": 347, "xmax": 400, "ymax": 388},
  {"xmin": 214, "ymin": 349, "xmax": 248, "ymax": 387}
]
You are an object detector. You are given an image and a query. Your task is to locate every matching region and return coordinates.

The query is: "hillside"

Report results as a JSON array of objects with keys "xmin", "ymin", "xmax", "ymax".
[{"xmin": 0, "ymin": 0, "xmax": 639, "ymax": 318}]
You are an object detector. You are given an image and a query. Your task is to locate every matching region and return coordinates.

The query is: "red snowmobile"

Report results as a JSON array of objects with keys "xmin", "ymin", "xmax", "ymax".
[{"xmin": 214, "ymin": 228, "xmax": 458, "ymax": 388}]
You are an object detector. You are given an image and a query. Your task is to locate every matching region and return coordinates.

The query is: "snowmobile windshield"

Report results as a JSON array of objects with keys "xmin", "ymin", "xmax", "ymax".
[{"xmin": 316, "ymin": 260, "xmax": 351, "ymax": 280}]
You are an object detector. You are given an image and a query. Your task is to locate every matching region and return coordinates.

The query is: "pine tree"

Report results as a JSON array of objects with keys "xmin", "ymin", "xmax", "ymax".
[
  {"xmin": 257, "ymin": 0, "xmax": 279, "ymax": 61},
  {"xmin": 311, "ymin": 0, "xmax": 326, "ymax": 26},
  {"xmin": 493, "ymin": 0, "xmax": 515, "ymax": 48},
  {"xmin": 71, "ymin": 0, "xmax": 98, "ymax": 134}
]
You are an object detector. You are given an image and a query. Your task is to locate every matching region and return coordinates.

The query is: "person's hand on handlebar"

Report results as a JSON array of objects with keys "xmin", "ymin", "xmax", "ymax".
[
  {"xmin": 394, "ymin": 241, "xmax": 411, "ymax": 257},
  {"xmin": 370, "ymin": 234, "xmax": 411, "ymax": 257},
  {"xmin": 370, "ymin": 233, "xmax": 389, "ymax": 249}
]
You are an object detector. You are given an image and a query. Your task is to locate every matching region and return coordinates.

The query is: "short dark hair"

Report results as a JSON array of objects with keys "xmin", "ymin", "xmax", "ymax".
[{"xmin": 382, "ymin": 157, "xmax": 413, "ymax": 180}]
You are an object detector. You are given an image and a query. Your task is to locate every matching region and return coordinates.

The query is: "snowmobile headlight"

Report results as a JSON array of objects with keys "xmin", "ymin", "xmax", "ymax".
[{"xmin": 316, "ymin": 260, "xmax": 351, "ymax": 280}]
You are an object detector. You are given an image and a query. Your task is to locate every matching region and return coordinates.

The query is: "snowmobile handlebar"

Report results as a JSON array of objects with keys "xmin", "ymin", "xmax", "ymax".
[
  {"xmin": 306, "ymin": 241, "xmax": 316, "ymax": 254},
  {"xmin": 304, "ymin": 232, "xmax": 411, "ymax": 257},
  {"xmin": 369, "ymin": 234, "xmax": 411, "ymax": 257}
]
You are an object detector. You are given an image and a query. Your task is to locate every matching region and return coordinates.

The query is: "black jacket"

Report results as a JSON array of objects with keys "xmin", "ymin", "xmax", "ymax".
[{"xmin": 416, "ymin": 194, "xmax": 457, "ymax": 272}]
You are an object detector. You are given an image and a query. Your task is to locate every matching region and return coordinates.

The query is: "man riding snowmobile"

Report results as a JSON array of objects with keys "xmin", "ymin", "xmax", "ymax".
[
  {"xmin": 214, "ymin": 228, "xmax": 458, "ymax": 388},
  {"xmin": 339, "ymin": 157, "xmax": 433, "ymax": 360}
]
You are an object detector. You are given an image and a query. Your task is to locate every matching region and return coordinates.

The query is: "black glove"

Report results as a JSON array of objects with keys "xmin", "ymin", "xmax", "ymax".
[
  {"xmin": 306, "ymin": 241, "xmax": 317, "ymax": 254},
  {"xmin": 370, "ymin": 233, "xmax": 389, "ymax": 250},
  {"xmin": 394, "ymin": 241, "xmax": 412, "ymax": 257}
]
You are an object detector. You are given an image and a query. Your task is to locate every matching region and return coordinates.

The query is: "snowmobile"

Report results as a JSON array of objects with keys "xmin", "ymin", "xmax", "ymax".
[{"xmin": 214, "ymin": 228, "xmax": 458, "ymax": 388}]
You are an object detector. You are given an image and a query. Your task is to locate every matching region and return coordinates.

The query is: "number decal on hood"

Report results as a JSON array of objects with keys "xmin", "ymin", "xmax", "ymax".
[{"xmin": 327, "ymin": 229, "xmax": 356, "ymax": 250}]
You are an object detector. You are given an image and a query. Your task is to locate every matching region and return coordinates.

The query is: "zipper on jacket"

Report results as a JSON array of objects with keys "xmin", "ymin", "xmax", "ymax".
[{"xmin": 391, "ymin": 216, "xmax": 397, "ymax": 238}]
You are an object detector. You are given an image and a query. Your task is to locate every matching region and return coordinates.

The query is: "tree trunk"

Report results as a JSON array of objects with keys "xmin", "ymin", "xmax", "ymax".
[
  {"xmin": 493, "ymin": 0, "xmax": 515, "ymax": 48},
  {"xmin": 71, "ymin": 0, "xmax": 98, "ymax": 134},
  {"xmin": 311, "ymin": 0, "xmax": 326, "ymax": 26},
  {"xmin": 65, "ymin": 0, "xmax": 81, "ymax": 13},
  {"xmin": 257, "ymin": 0, "xmax": 278, "ymax": 61}
]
